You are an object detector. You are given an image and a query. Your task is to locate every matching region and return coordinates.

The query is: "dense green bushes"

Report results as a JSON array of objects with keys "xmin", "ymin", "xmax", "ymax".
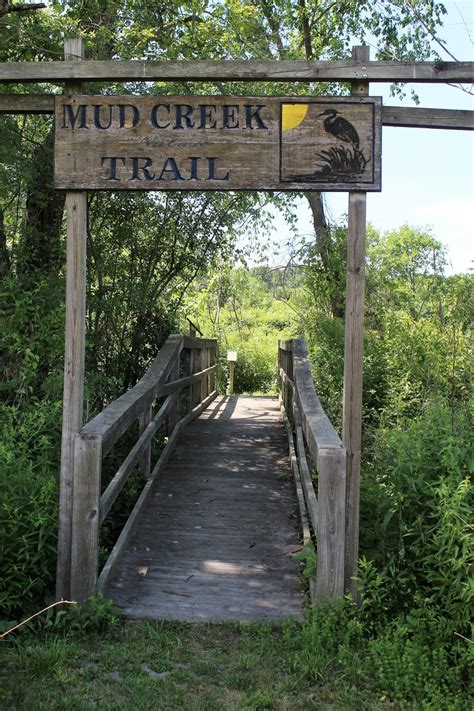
[
  {"xmin": 1, "ymin": 222, "xmax": 472, "ymax": 706},
  {"xmin": 297, "ymin": 225, "xmax": 473, "ymax": 703},
  {"xmin": 0, "ymin": 402, "xmax": 61, "ymax": 618},
  {"xmin": 360, "ymin": 400, "xmax": 473, "ymax": 632},
  {"xmin": 186, "ymin": 267, "xmax": 297, "ymax": 395}
]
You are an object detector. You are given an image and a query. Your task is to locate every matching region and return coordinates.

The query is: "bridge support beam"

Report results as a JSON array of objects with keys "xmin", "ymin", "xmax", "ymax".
[{"xmin": 342, "ymin": 45, "xmax": 369, "ymax": 601}]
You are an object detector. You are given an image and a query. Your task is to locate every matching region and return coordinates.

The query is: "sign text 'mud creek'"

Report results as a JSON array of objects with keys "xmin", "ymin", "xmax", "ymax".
[{"xmin": 54, "ymin": 95, "xmax": 382, "ymax": 192}]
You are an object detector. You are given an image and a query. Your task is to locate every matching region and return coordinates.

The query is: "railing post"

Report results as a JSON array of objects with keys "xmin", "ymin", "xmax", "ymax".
[
  {"xmin": 201, "ymin": 346, "xmax": 209, "ymax": 401},
  {"xmin": 192, "ymin": 346, "xmax": 202, "ymax": 407},
  {"xmin": 70, "ymin": 433, "xmax": 102, "ymax": 601},
  {"xmin": 138, "ymin": 406, "xmax": 152, "ymax": 479},
  {"xmin": 209, "ymin": 345, "xmax": 216, "ymax": 393},
  {"xmin": 315, "ymin": 447, "xmax": 346, "ymax": 603},
  {"xmin": 168, "ymin": 357, "xmax": 179, "ymax": 434},
  {"xmin": 278, "ymin": 341, "xmax": 283, "ymax": 402},
  {"xmin": 285, "ymin": 344, "xmax": 293, "ymax": 415}
]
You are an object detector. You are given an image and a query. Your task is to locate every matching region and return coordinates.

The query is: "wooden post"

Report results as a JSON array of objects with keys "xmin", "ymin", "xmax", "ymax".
[
  {"xmin": 285, "ymin": 346, "xmax": 293, "ymax": 416},
  {"xmin": 227, "ymin": 351, "xmax": 237, "ymax": 395},
  {"xmin": 192, "ymin": 347, "xmax": 202, "ymax": 406},
  {"xmin": 138, "ymin": 406, "xmax": 152, "ymax": 478},
  {"xmin": 168, "ymin": 355, "xmax": 179, "ymax": 434},
  {"xmin": 56, "ymin": 38, "xmax": 87, "ymax": 600},
  {"xmin": 343, "ymin": 45, "xmax": 369, "ymax": 600},
  {"xmin": 201, "ymin": 346, "xmax": 209, "ymax": 401},
  {"xmin": 315, "ymin": 448, "xmax": 346, "ymax": 602},
  {"xmin": 209, "ymin": 345, "xmax": 216, "ymax": 393},
  {"xmin": 70, "ymin": 433, "xmax": 101, "ymax": 600}
]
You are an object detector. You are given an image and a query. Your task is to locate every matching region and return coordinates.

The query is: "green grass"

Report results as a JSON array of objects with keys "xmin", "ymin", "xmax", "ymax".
[
  {"xmin": 1, "ymin": 602, "xmax": 471, "ymax": 710},
  {"xmin": 0, "ymin": 616, "xmax": 370, "ymax": 711}
]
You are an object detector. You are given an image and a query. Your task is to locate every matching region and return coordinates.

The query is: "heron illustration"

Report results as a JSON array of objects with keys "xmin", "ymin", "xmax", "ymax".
[{"xmin": 318, "ymin": 109, "xmax": 359, "ymax": 148}]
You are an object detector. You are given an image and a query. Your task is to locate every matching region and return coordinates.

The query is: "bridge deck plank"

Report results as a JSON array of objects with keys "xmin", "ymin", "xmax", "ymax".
[{"xmin": 105, "ymin": 396, "xmax": 304, "ymax": 621}]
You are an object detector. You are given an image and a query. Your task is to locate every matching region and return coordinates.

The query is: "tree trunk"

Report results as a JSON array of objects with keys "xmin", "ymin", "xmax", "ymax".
[
  {"xmin": 305, "ymin": 192, "xmax": 345, "ymax": 319},
  {"xmin": 0, "ymin": 208, "xmax": 10, "ymax": 278},
  {"xmin": 19, "ymin": 127, "xmax": 66, "ymax": 277}
]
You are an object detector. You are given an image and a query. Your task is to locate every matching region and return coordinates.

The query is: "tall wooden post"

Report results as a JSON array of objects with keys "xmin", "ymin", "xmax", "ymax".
[
  {"xmin": 56, "ymin": 38, "xmax": 87, "ymax": 600},
  {"xmin": 343, "ymin": 45, "xmax": 369, "ymax": 599}
]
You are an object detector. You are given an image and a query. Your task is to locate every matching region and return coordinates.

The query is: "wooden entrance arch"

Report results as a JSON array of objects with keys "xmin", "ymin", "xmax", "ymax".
[{"xmin": 1, "ymin": 40, "xmax": 472, "ymax": 603}]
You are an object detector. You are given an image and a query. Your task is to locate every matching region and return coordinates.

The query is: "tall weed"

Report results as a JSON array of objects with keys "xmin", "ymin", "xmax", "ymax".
[{"xmin": 360, "ymin": 400, "xmax": 473, "ymax": 636}]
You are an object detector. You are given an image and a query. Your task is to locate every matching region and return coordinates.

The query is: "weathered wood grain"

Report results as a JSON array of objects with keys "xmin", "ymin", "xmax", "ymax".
[
  {"xmin": 80, "ymin": 334, "xmax": 183, "ymax": 456},
  {"xmin": 105, "ymin": 396, "xmax": 304, "ymax": 622},
  {"xmin": 295, "ymin": 421, "xmax": 319, "ymax": 535},
  {"xmin": 280, "ymin": 400, "xmax": 317, "ymax": 604},
  {"xmin": 182, "ymin": 335, "xmax": 217, "ymax": 349},
  {"xmin": 167, "ymin": 363, "xmax": 179, "ymax": 435},
  {"xmin": 382, "ymin": 105, "xmax": 474, "ymax": 130},
  {"xmin": 71, "ymin": 433, "xmax": 101, "ymax": 600},
  {"xmin": 2, "ymin": 94, "xmax": 472, "ymax": 131},
  {"xmin": 54, "ymin": 94, "xmax": 382, "ymax": 192},
  {"xmin": 343, "ymin": 47, "xmax": 368, "ymax": 601},
  {"xmin": 315, "ymin": 447, "xmax": 346, "ymax": 602},
  {"xmin": 69, "ymin": 333, "xmax": 217, "ymax": 599},
  {"xmin": 290, "ymin": 339, "xmax": 342, "ymax": 454},
  {"xmin": 157, "ymin": 364, "xmax": 216, "ymax": 397},
  {"xmin": 99, "ymin": 396, "xmax": 172, "ymax": 524},
  {"xmin": 278, "ymin": 338, "xmax": 347, "ymax": 603},
  {"xmin": 97, "ymin": 417, "xmax": 187, "ymax": 594},
  {"xmin": 209, "ymin": 346, "xmax": 216, "ymax": 394},
  {"xmin": 100, "ymin": 388, "xmax": 218, "ymax": 590},
  {"xmin": 56, "ymin": 38, "xmax": 86, "ymax": 601},
  {"xmin": 1, "ymin": 58, "xmax": 472, "ymax": 84},
  {"xmin": 138, "ymin": 405, "xmax": 152, "ymax": 479}
]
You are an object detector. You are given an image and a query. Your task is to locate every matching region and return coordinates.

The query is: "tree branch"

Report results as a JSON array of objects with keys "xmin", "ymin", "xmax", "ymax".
[
  {"xmin": 0, "ymin": 3, "xmax": 46, "ymax": 19},
  {"xmin": 298, "ymin": 0, "xmax": 313, "ymax": 60}
]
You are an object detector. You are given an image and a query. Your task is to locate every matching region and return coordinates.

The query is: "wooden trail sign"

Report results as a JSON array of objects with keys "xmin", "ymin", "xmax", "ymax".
[{"xmin": 54, "ymin": 95, "xmax": 382, "ymax": 192}]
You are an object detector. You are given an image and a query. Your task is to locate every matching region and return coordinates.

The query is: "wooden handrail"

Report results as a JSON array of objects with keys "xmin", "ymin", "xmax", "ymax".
[
  {"xmin": 99, "ymin": 395, "xmax": 173, "ymax": 524},
  {"xmin": 80, "ymin": 334, "xmax": 182, "ymax": 456},
  {"xmin": 70, "ymin": 332, "xmax": 218, "ymax": 601},
  {"xmin": 291, "ymin": 339, "xmax": 342, "ymax": 452},
  {"xmin": 278, "ymin": 338, "xmax": 346, "ymax": 604}
]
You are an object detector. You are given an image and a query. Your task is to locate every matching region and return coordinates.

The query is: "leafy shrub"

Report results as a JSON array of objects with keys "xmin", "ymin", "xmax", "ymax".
[
  {"xmin": 0, "ymin": 276, "xmax": 65, "ymax": 404},
  {"xmin": 365, "ymin": 609, "xmax": 472, "ymax": 708},
  {"xmin": 306, "ymin": 316, "xmax": 389, "ymax": 433},
  {"xmin": 359, "ymin": 400, "xmax": 473, "ymax": 635},
  {"xmin": 0, "ymin": 402, "xmax": 60, "ymax": 618},
  {"xmin": 232, "ymin": 341, "xmax": 278, "ymax": 394},
  {"xmin": 281, "ymin": 601, "xmax": 472, "ymax": 707}
]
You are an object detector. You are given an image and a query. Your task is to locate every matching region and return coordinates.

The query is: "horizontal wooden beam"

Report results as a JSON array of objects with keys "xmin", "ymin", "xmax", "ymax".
[
  {"xmin": 158, "ymin": 365, "xmax": 216, "ymax": 396},
  {"xmin": 1, "ymin": 93, "xmax": 472, "ymax": 131},
  {"xmin": 0, "ymin": 93, "xmax": 55, "ymax": 113},
  {"xmin": 182, "ymin": 335, "xmax": 217, "ymax": 349},
  {"xmin": 0, "ymin": 59, "xmax": 472, "ymax": 84},
  {"xmin": 382, "ymin": 105, "xmax": 474, "ymax": 130}
]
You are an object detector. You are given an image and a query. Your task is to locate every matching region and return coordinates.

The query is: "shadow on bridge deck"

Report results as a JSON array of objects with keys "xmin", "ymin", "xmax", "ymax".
[{"xmin": 106, "ymin": 395, "xmax": 305, "ymax": 622}]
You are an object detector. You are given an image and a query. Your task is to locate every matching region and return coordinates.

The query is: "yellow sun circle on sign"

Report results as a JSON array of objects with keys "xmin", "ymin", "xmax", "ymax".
[{"xmin": 282, "ymin": 103, "xmax": 309, "ymax": 131}]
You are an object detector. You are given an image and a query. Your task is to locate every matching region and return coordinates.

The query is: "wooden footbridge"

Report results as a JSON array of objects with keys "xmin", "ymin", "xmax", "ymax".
[
  {"xmin": 3, "ymin": 37, "xmax": 470, "ymax": 619},
  {"xmin": 67, "ymin": 334, "xmax": 346, "ymax": 620}
]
